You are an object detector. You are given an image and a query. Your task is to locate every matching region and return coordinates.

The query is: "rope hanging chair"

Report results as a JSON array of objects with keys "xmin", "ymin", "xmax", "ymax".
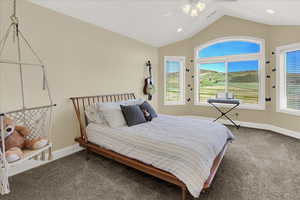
[{"xmin": 0, "ymin": 0, "xmax": 56, "ymax": 195}]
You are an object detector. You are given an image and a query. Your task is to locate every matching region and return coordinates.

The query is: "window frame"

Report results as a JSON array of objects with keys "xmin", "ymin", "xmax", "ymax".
[
  {"xmin": 164, "ymin": 56, "xmax": 186, "ymax": 105},
  {"xmin": 276, "ymin": 43, "xmax": 300, "ymax": 116},
  {"xmin": 194, "ymin": 36, "xmax": 266, "ymax": 110}
]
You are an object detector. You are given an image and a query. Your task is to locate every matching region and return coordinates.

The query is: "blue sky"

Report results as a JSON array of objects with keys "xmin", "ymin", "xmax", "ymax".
[
  {"xmin": 198, "ymin": 41, "xmax": 260, "ymax": 73},
  {"xmin": 167, "ymin": 41, "xmax": 300, "ymax": 73},
  {"xmin": 166, "ymin": 60, "xmax": 260, "ymax": 73},
  {"xmin": 287, "ymin": 50, "xmax": 300, "ymax": 74},
  {"xmin": 200, "ymin": 60, "xmax": 259, "ymax": 73},
  {"xmin": 167, "ymin": 41, "xmax": 261, "ymax": 73},
  {"xmin": 199, "ymin": 41, "xmax": 260, "ymax": 58},
  {"xmin": 166, "ymin": 61, "xmax": 181, "ymax": 73}
]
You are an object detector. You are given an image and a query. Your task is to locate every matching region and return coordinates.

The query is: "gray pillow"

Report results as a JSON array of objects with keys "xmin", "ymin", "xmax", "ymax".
[
  {"xmin": 140, "ymin": 101, "xmax": 158, "ymax": 118},
  {"xmin": 120, "ymin": 105, "xmax": 147, "ymax": 127}
]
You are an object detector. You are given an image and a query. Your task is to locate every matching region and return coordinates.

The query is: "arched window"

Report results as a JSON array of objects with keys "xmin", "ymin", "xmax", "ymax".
[{"xmin": 194, "ymin": 37, "xmax": 265, "ymax": 109}]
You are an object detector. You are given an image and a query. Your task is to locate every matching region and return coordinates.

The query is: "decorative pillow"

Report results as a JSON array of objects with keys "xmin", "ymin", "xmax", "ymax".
[
  {"xmin": 96, "ymin": 99, "xmax": 146, "ymax": 128},
  {"xmin": 85, "ymin": 105, "xmax": 105, "ymax": 124},
  {"xmin": 139, "ymin": 101, "xmax": 158, "ymax": 118},
  {"xmin": 141, "ymin": 109, "xmax": 153, "ymax": 121},
  {"xmin": 98, "ymin": 102, "xmax": 127, "ymax": 128},
  {"xmin": 120, "ymin": 105, "xmax": 147, "ymax": 127}
]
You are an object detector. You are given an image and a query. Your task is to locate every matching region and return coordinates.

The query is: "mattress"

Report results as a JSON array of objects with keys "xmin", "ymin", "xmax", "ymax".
[{"xmin": 87, "ymin": 114, "xmax": 234, "ymax": 198}]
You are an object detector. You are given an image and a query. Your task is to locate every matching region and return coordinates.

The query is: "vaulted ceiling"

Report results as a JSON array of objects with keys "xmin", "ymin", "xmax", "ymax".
[{"xmin": 30, "ymin": 0, "xmax": 300, "ymax": 47}]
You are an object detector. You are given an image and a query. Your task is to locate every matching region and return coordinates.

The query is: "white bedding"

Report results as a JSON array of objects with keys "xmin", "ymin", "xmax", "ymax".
[{"xmin": 87, "ymin": 114, "xmax": 234, "ymax": 197}]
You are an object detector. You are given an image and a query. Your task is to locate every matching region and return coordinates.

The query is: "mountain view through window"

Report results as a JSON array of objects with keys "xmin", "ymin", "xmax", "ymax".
[{"xmin": 197, "ymin": 40, "xmax": 262, "ymax": 105}]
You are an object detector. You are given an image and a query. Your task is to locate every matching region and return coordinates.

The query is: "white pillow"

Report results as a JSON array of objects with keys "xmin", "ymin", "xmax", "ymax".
[
  {"xmin": 122, "ymin": 98, "xmax": 145, "ymax": 106},
  {"xmin": 85, "ymin": 105, "xmax": 105, "ymax": 124},
  {"xmin": 98, "ymin": 102, "xmax": 126, "ymax": 128},
  {"xmin": 96, "ymin": 98, "xmax": 145, "ymax": 128}
]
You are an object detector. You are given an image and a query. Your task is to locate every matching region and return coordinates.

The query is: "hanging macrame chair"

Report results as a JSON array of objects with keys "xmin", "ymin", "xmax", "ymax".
[{"xmin": 0, "ymin": 0, "xmax": 55, "ymax": 195}]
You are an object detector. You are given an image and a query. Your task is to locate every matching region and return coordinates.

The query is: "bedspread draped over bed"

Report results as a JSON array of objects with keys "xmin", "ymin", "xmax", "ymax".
[{"xmin": 87, "ymin": 114, "xmax": 234, "ymax": 198}]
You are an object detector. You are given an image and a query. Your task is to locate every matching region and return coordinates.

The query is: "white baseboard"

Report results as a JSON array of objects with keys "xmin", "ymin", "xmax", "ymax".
[
  {"xmin": 8, "ymin": 143, "xmax": 84, "ymax": 177},
  {"xmin": 186, "ymin": 115, "xmax": 300, "ymax": 140}
]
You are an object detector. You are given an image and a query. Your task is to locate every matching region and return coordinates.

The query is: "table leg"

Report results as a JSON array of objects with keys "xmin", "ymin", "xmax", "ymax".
[{"xmin": 209, "ymin": 103, "xmax": 240, "ymax": 129}]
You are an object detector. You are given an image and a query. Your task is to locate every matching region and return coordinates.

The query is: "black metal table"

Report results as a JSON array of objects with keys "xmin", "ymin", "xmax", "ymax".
[{"xmin": 207, "ymin": 98, "xmax": 240, "ymax": 129}]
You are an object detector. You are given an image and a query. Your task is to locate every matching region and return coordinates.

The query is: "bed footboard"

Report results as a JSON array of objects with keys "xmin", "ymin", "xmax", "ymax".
[{"xmin": 75, "ymin": 137, "xmax": 230, "ymax": 200}]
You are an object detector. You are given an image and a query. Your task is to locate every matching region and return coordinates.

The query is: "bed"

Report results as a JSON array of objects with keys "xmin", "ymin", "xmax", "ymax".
[{"xmin": 70, "ymin": 93, "xmax": 234, "ymax": 200}]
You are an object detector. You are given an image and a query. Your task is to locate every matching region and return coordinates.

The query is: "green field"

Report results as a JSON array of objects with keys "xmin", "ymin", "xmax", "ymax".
[
  {"xmin": 166, "ymin": 72, "xmax": 181, "ymax": 102},
  {"xmin": 166, "ymin": 70, "xmax": 259, "ymax": 104},
  {"xmin": 199, "ymin": 70, "xmax": 259, "ymax": 104}
]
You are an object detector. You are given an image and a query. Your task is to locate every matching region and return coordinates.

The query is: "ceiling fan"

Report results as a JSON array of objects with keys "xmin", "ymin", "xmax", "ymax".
[{"xmin": 182, "ymin": 0, "xmax": 238, "ymax": 17}]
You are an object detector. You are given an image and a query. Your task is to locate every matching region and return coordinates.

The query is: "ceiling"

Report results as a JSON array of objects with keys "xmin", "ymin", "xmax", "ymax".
[{"xmin": 29, "ymin": 0, "xmax": 300, "ymax": 47}]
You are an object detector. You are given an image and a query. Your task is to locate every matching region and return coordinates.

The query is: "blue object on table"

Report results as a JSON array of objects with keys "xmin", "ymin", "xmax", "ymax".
[{"xmin": 207, "ymin": 98, "xmax": 240, "ymax": 129}]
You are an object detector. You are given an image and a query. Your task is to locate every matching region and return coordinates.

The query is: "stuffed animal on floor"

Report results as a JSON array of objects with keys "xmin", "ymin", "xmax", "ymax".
[{"xmin": 0, "ymin": 116, "xmax": 49, "ymax": 163}]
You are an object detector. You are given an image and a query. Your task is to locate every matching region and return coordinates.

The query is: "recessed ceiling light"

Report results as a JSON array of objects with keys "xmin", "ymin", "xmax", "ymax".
[
  {"xmin": 266, "ymin": 9, "xmax": 275, "ymax": 14},
  {"xmin": 177, "ymin": 28, "xmax": 183, "ymax": 33}
]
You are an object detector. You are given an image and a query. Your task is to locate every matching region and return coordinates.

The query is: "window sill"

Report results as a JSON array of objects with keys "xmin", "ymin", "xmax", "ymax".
[
  {"xmin": 164, "ymin": 102, "xmax": 186, "ymax": 106},
  {"xmin": 277, "ymin": 108, "xmax": 300, "ymax": 116},
  {"xmin": 194, "ymin": 102, "xmax": 266, "ymax": 110}
]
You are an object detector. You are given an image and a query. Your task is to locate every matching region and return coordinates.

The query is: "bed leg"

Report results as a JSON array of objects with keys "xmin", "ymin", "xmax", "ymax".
[
  {"xmin": 181, "ymin": 186, "xmax": 187, "ymax": 200},
  {"xmin": 86, "ymin": 148, "xmax": 90, "ymax": 161},
  {"xmin": 201, "ymin": 188, "xmax": 209, "ymax": 195}
]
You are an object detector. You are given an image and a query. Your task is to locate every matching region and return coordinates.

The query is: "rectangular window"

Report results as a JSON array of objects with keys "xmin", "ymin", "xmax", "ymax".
[
  {"xmin": 277, "ymin": 44, "xmax": 300, "ymax": 115},
  {"xmin": 197, "ymin": 60, "xmax": 259, "ymax": 105},
  {"xmin": 198, "ymin": 62, "xmax": 226, "ymax": 103},
  {"xmin": 286, "ymin": 50, "xmax": 300, "ymax": 110},
  {"xmin": 164, "ymin": 56, "xmax": 185, "ymax": 105},
  {"xmin": 228, "ymin": 60, "xmax": 259, "ymax": 105}
]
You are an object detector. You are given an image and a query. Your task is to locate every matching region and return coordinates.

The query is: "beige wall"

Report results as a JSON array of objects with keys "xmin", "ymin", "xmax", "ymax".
[
  {"xmin": 1, "ymin": 1, "xmax": 299, "ymax": 152},
  {"xmin": 0, "ymin": 0, "xmax": 158, "ymax": 150},
  {"xmin": 0, "ymin": 0, "xmax": 6, "ymax": 110},
  {"xmin": 158, "ymin": 39, "xmax": 193, "ymax": 116},
  {"xmin": 159, "ymin": 16, "xmax": 300, "ymax": 133},
  {"xmin": 269, "ymin": 26, "xmax": 300, "ymax": 131}
]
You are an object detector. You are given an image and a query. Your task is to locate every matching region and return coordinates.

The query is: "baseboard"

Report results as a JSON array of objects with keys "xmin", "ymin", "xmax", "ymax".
[
  {"xmin": 186, "ymin": 115, "xmax": 300, "ymax": 140},
  {"xmin": 8, "ymin": 143, "xmax": 84, "ymax": 177}
]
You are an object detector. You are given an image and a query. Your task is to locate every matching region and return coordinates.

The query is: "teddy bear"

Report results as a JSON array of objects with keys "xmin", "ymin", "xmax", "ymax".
[{"xmin": 0, "ymin": 116, "xmax": 49, "ymax": 163}]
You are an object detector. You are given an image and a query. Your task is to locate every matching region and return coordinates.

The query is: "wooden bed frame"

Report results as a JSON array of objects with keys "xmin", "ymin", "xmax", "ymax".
[{"xmin": 70, "ymin": 93, "xmax": 230, "ymax": 200}]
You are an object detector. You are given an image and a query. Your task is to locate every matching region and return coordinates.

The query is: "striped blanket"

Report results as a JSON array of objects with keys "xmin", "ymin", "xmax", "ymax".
[{"xmin": 87, "ymin": 114, "xmax": 234, "ymax": 197}]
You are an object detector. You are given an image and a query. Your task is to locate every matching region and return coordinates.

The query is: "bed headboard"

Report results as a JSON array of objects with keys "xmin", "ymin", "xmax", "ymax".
[{"xmin": 70, "ymin": 93, "xmax": 136, "ymax": 142}]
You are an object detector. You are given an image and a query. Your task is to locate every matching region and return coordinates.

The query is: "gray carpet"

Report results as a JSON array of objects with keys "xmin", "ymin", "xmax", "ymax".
[{"xmin": 3, "ymin": 127, "xmax": 300, "ymax": 200}]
